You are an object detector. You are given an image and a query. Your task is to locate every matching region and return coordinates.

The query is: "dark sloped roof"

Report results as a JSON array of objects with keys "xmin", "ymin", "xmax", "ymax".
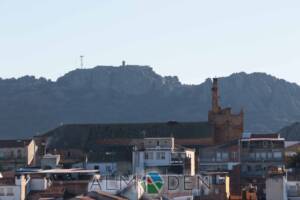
[
  {"xmin": 44, "ymin": 121, "xmax": 213, "ymax": 149},
  {"xmin": 250, "ymin": 133, "xmax": 279, "ymax": 139},
  {"xmin": 0, "ymin": 139, "xmax": 32, "ymax": 148}
]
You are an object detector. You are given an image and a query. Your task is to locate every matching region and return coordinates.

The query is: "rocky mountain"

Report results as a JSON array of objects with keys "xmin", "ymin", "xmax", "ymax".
[{"xmin": 1, "ymin": 65, "xmax": 300, "ymax": 139}]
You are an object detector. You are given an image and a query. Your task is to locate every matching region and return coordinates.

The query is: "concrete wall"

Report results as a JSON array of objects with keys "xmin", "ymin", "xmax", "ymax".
[
  {"xmin": 144, "ymin": 138, "xmax": 174, "ymax": 149},
  {"xmin": 41, "ymin": 155, "xmax": 60, "ymax": 169},
  {"xmin": 143, "ymin": 150, "xmax": 172, "ymax": 166},
  {"xmin": 0, "ymin": 140, "xmax": 37, "ymax": 167},
  {"xmin": 86, "ymin": 162, "xmax": 117, "ymax": 175},
  {"xmin": 73, "ymin": 162, "xmax": 121, "ymax": 176},
  {"xmin": 209, "ymin": 109, "xmax": 244, "ymax": 144},
  {"xmin": 26, "ymin": 140, "xmax": 37, "ymax": 165},
  {"xmin": 186, "ymin": 150, "xmax": 195, "ymax": 176},
  {"xmin": 0, "ymin": 175, "xmax": 29, "ymax": 200},
  {"xmin": 266, "ymin": 175, "xmax": 287, "ymax": 200},
  {"xmin": 286, "ymin": 181, "xmax": 300, "ymax": 198},
  {"xmin": 132, "ymin": 151, "xmax": 145, "ymax": 175},
  {"xmin": 30, "ymin": 178, "xmax": 48, "ymax": 191},
  {"xmin": 133, "ymin": 149, "xmax": 195, "ymax": 175},
  {"xmin": 0, "ymin": 147, "xmax": 26, "ymax": 160}
]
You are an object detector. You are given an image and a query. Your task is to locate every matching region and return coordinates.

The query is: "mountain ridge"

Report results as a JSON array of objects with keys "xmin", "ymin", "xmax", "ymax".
[{"xmin": 0, "ymin": 65, "xmax": 299, "ymax": 139}]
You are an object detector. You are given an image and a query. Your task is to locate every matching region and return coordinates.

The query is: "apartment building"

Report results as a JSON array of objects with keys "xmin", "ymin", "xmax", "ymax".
[
  {"xmin": 0, "ymin": 139, "xmax": 37, "ymax": 170},
  {"xmin": 132, "ymin": 137, "xmax": 195, "ymax": 175}
]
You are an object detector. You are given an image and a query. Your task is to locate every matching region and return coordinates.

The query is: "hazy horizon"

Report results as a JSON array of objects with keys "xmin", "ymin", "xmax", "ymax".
[{"xmin": 1, "ymin": 0, "xmax": 300, "ymax": 84}]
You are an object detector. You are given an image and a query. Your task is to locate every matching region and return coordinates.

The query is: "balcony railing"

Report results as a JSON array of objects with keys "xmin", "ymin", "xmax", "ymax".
[{"xmin": 170, "ymin": 157, "xmax": 184, "ymax": 164}]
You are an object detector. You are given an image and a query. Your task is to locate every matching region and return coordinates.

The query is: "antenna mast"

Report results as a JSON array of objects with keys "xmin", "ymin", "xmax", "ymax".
[{"xmin": 80, "ymin": 55, "xmax": 84, "ymax": 68}]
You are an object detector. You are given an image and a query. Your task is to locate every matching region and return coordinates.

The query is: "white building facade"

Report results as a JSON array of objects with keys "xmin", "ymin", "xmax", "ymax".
[{"xmin": 132, "ymin": 137, "xmax": 195, "ymax": 175}]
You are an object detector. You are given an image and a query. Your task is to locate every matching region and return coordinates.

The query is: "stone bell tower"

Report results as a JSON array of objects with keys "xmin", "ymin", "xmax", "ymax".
[
  {"xmin": 211, "ymin": 78, "xmax": 221, "ymax": 113},
  {"xmin": 208, "ymin": 78, "xmax": 244, "ymax": 144}
]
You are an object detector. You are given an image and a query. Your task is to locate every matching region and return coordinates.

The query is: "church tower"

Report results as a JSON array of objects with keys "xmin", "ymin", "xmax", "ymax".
[
  {"xmin": 208, "ymin": 77, "xmax": 244, "ymax": 144},
  {"xmin": 211, "ymin": 78, "xmax": 221, "ymax": 113}
]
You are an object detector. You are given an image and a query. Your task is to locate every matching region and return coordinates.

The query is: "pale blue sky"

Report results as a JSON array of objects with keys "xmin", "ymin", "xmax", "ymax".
[{"xmin": 1, "ymin": 0, "xmax": 300, "ymax": 84}]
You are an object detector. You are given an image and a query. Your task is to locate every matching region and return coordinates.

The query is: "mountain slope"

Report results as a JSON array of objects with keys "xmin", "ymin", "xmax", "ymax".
[
  {"xmin": 279, "ymin": 122, "xmax": 300, "ymax": 141},
  {"xmin": 0, "ymin": 65, "xmax": 300, "ymax": 139}
]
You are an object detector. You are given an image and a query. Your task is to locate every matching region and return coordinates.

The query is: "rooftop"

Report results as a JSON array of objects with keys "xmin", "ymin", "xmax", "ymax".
[
  {"xmin": 241, "ymin": 138, "xmax": 285, "ymax": 142},
  {"xmin": 16, "ymin": 168, "xmax": 98, "ymax": 175},
  {"xmin": 43, "ymin": 122, "xmax": 213, "ymax": 150},
  {"xmin": 0, "ymin": 139, "xmax": 32, "ymax": 148},
  {"xmin": 241, "ymin": 133, "xmax": 284, "ymax": 141},
  {"xmin": 250, "ymin": 133, "xmax": 280, "ymax": 139}
]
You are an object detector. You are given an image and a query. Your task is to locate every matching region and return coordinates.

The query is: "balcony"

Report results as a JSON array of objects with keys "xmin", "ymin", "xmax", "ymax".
[
  {"xmin": 171, "ymin": 152, "xmax": 187, "ymax": 165},
  {"xmin": 0, "ymin": 157, "xmax": 26, "ymax": 163},
  {"xmin": 170, "ymin": 157, "xmax": 184, "ymax": 164}
]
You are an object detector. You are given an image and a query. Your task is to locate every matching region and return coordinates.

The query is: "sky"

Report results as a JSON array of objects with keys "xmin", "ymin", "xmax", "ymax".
[{"xmin": 1, "ymin": 0, "xmax": 300, "ymax": 84}]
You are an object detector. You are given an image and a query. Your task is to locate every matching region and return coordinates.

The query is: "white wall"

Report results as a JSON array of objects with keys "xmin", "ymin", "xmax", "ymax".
[
  {"xmin": 73, "ymin": 162, "xmax": 117, "ymax": 176},
  {"xmin": 133, "ymin": 149, "xmax": 196, "ymax": 175},
  {"xmin": 143, "ymin": 150, "xmax": 171, "ymax": 166},
  {"xmin": 132, "ymin": 151, "xmax": 145, "ymax": 175},
  {"xmin": 186, "ymin": 150, "xmax": 195, "ymax": 176},
  {"xmin": 266, "ymin": 176, "xmax": 287, "ymax": 200},
  {"xmin": 30, "ymin": 178, "xmax": 48, "ymax": 191},
  {"xmin": 286, "ymin": 181, "xmax": 300, "ymax": 198},
  {"xmin": 0, "ymin": 186, "xmax": 21, "ymax": 200}
]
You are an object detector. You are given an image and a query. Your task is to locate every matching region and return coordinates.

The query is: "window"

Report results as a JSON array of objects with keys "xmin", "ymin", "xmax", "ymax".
[
  {"xmin": 222, "ymin": 152, "xmax": 229, "ymax": 161},
  {"xmin": 242, "ymin": 141, "xmax": 248, "ymax": 148},
  {"xmin": 17, "ymin": 149, "xmax": 22, "ymax": 159},
  {"xmin": 94, "ymin": 165, "xmax": 99, "ymax": 170},
  {"xmin": 156, "ymin": 152, "xmax": 165, "ymax": 160},
  {"xmin": 145, "ymin": 152, "xmax": 153, "ymax": 160},
  {"xmin": 231, "ymin": 152, "xmax": 237, "ymax": 160},
  {"xmin": 7, "ymin": 188, "xmax": 13, "ymax": 196},
  {"xmin": 267, "ymin": 152, "xmax": 272, "ymax": 159},
  {"xmin": 255, "ymin": 165, "xmax": 261, "ymax": 171},
  {"xmin": 149, "ymin": 152, "xmax": 153, "ymax": 159},
  {"xmin": 255, "ymin": 152, "xmax": 260, "ymax": 160},
  {"xmin": 261, "ymin": 152, "xmax": 266, "ymax": 159},
  {"xmin": 216, "ymin": 152, "xmax": 221, "ymax": 161},
  {"xmin": 250, "ymin": 153, "xmax": 255, "ymax": 160},
  {"xmin": 247, "ymin": 165, "xmax": 252, "ymax": 172},
  {"xmin": 10, "ymin": 151, "xmax": 15, "ymax": 158},
  {"xmin": 273, "ymin": 152, "xmax": 282, "ymax": 159}
]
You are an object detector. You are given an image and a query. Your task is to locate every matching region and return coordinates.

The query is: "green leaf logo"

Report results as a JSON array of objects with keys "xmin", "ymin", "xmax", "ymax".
[{"xmin": 142, "ymin": 171, "xmax": 164, "ymax": 194}]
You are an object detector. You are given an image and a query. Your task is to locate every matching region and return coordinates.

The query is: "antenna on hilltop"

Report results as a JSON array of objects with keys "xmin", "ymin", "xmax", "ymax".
[{"xmin": 80, "ymin": 55, "xmax": 84, "ymax": 68}]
